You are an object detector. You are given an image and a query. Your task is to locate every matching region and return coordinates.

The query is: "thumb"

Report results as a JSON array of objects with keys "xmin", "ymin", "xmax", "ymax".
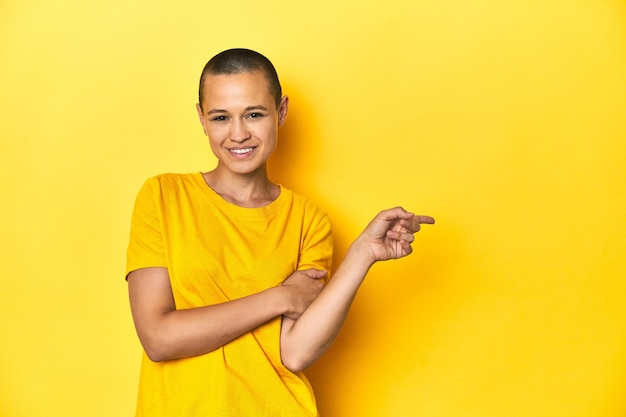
[{"xmin": 376, "ymin": 206, "xmax": 414, "ymax": 222}]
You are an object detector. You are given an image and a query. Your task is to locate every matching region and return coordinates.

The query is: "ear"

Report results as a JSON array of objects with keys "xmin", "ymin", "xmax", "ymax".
[
  {"xmin": 277, "ymin": 95, "xmax": 289, "ymax": 127},
  {"xmin": 196, "ymin": 103, "xmax": 207, "ymax": 135}
]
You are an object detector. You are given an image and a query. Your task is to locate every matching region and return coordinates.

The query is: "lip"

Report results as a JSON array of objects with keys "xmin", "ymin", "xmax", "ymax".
[{"xmin": 227, "ymin": 146, "xmax": 257, "ymax": 159}]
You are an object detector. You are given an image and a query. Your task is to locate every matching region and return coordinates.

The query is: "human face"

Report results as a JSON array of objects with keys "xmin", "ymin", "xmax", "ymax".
[{"xmin": 196, "ymin": 70, "xmax": 288, "ymax": 179}]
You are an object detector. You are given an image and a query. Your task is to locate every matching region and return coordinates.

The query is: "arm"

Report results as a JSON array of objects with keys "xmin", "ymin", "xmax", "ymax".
[
  {"xmin": 128, "ymin": 267, "xmax": 325, "ymax": 362},
  {"xmin": 280, "ymin": 207, "xmax": 434, "ymax": 372}
]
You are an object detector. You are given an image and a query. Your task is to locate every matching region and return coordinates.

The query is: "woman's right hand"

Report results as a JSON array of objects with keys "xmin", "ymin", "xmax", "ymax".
[{"xmin": 280, "ymin": 269, "xmax": 326, "ymax": 320}]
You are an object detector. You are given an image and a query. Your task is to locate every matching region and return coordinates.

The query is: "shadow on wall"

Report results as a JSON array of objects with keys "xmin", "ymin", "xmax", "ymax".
[
  {"xmin": 305, "ymin": 226, "xmax": 456, "ymax": 416},
  {"xmin": 267, "ymin": 81, "xmax": 351, "ymax": 276},
  {"xmin": 267, "ymin": 83, "xmax": 322, "ymax": 195},
  {"xmin": 268, "ymin": 86, "xmax": 457, "ymax": 414}
]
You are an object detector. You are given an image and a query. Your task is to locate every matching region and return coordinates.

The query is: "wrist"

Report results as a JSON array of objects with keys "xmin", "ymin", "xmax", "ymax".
[
  {"xmin": 268, "ymin": 285, "xmax": 291, "ymax": 317},
  {"xmin": 345, "ymin": 237, "xmax": 377, "ymax": 271}
]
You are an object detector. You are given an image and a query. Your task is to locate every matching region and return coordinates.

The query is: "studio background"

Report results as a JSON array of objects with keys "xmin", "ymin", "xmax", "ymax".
[{"xmin": 1, "ymin": 1, "xmax": 625, "ymax": 416}]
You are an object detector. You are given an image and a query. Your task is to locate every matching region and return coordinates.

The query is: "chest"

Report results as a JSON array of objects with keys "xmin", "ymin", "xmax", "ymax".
[{"xmin": 162, "ymin": 203, "xmax": 304, "ymax": 305}]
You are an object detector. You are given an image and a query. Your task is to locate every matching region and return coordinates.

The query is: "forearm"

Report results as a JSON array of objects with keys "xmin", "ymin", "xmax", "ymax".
[
  {"xmin": 280, "ymin": 238, "xmax": 375, "ymax": 371},
  {"xmin": 133, "ymin": 286, "xmax": 287, "ymax": 362},
  {"xmin": 281, "ymin": 207, "xmax": 434, "ymax": 372}
]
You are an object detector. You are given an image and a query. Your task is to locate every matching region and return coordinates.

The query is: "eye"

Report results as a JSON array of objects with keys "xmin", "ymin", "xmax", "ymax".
[
  {"xmin": 210, "ymin": 115, "xmax": 228, "ymax": 122},
  {"xmin": 247, "ymin": 112, "xmax": 265, "ymax": 119}
]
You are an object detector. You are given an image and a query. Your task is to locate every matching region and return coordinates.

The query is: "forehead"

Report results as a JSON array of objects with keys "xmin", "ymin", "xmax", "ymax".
[{"xmin": 201, "ymin": 70, "xmax": 273, "ymax": 108}]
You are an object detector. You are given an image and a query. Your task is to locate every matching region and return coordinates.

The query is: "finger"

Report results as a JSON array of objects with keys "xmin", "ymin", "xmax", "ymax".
[
  {"xmin": 376, "ymin": 206, "xmax": 415, "ymax": 222},
  {"xmin": 414, "ymin": 215, "xmax": 435, "ymax": 225},
  {"xmin": 386, "ymin": 229, "xmax": 415, "ymax": 243},
  {"xmin": 400, "ymin": 240, "xmax": 413, "ymax": 255},
  {"xmin": 402, "ymin": 215, "xmax": 435, "ymax": 232},
  {"xmin": 377, "ymin": 209, "xmax": 434, "ymax": 225}
]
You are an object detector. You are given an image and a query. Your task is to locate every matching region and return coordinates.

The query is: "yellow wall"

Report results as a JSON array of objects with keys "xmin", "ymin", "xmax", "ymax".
[{"xmin": 2, "ymin": 0, "xmax": 625, "ymax": 416}]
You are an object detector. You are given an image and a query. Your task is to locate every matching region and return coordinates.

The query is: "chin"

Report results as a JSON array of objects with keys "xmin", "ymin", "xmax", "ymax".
[{"xmin": 230, "ymin": 164, "xmax": 267, "ymax": 176}]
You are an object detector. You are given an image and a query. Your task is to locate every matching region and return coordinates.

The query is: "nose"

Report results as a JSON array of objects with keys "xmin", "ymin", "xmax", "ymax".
[{"xmin": 229, "ymin": 119, "xmax": 251, "ymax": 143}]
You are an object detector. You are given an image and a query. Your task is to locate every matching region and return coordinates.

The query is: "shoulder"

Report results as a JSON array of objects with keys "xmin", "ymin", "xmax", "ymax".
[
  {"xmin": 282, "ymin": 187, "xmax": 323, "ymax": 212},
  {"xmin": 132, "ymin": 173, "xmax": 202, "ymax": 211},
  {"xmin": 143, "ymin": 172, "xmax": 196, "ymax": 187},
  {"xmin": 138, "ymin": 173, "xmax": 199, "ymax": 194},
  {"xmin": 281, "ymin": 187, "xmax": 331, "ymax": 227}
]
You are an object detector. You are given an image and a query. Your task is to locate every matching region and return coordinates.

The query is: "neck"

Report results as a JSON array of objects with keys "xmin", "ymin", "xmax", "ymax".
[{"xmin": 202, "ymin": 168, "xmax": 280, "ymax": 208}]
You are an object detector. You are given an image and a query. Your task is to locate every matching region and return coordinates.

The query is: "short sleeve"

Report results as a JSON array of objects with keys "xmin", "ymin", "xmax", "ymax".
[
  {"xmin": 298, "ymin": 211, "xmax": 333, "ymax": 279},
  {"xmin": 125, "ymin": 178, "xmax": 168, "ymax": 277}
]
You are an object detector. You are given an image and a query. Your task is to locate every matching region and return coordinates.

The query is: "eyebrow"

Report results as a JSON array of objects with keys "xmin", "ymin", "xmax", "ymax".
[{"xmin": 207, "ymin": 105, "xmax": 270, "ymax": 115}]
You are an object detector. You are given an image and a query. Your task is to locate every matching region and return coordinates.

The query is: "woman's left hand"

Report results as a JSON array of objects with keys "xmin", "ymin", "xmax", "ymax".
[{"xmin": 356, "ymin": 207, "xmax": 434, "ymax": 263}]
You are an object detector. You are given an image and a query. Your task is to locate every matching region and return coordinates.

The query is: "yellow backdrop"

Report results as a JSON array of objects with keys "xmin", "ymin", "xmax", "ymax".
[{"xmin": 1, "ymin": 0, "xmax": 625, "ymax": 416}]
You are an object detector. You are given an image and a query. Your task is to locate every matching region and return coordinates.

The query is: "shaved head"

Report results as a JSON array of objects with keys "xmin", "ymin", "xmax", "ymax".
[{"xmin": 198, "ymin": 48, "xmax": 282, "ymax": 110}]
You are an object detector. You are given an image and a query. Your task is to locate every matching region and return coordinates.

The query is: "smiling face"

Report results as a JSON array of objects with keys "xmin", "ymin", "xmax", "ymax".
[{"xmin": 196, "ymin": 70, "xmax": 288, "ymax": 180}]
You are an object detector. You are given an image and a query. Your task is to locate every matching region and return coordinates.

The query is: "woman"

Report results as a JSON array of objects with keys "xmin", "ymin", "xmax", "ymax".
[{"xmin": 126, "ymin": 48, "xmax": 434, "ymax": 416}]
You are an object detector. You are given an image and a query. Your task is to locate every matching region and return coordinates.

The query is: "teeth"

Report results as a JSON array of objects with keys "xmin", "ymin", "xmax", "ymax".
[{"xmin": 231, "ymin": 148, "xmax": 253, "ymax": 154}]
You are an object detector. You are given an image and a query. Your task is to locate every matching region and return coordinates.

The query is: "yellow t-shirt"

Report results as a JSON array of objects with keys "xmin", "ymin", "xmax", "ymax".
[{"xmin": 126, "ymin": 173, "xmax": 333, "ymax": 417}]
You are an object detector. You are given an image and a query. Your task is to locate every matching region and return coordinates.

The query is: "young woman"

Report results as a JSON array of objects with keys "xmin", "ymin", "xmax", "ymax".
[{"xmin": 126, "ymin": 48, "xmax": 434, "ymax": 416}]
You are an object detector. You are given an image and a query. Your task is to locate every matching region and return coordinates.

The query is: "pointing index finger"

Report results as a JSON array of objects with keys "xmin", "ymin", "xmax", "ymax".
[
  {"xmin": 414, "ymin": 215, "xmax": 435, "ymax": 225},
  {"xmin": 402, "ymin": 215, "xmax": 435, "ymax": 232}
]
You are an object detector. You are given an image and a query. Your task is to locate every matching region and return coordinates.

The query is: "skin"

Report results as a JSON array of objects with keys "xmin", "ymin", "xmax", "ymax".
[
  {"xmin": 127, "ymin": 69, "xmax": 435, "ymax": 370},
  {"xmin": 279, "ymin": 208, "xmax": 434, "ymax": 371},
  {"xmin": 196, "ymin": 70, "xmax": 288, "ymax": 207}
]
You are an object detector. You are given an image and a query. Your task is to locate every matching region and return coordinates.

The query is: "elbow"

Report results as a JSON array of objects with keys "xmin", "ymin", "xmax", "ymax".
[
  {"xmin": 281, "ymin": 344, "xmax": 321, "ymax": 373},
  {"xmin": 144, "ymin": 345, "xmax": 168, "ymax": 363},
  {"xmin": 281, "ymin": 354, "xmax": 312, "ymax": 373},
  {"xmin": 281, "ymin": 338, "xmax": 333, "ymax": 373},
  {"xmin": 140, "ymin": 333, "xmax": 175, "ymax": 363}
]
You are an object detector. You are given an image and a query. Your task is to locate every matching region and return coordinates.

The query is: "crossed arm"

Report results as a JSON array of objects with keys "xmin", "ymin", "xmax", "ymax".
[{"xmin": 127, "ymin": 207, "xmax": 434, "ymax": 369}]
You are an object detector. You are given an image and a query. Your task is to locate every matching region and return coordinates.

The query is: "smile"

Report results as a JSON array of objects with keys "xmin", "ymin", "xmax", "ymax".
[{"xmin": 229, "ymin": 147, "xmax": 255, "ymax": 155}]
